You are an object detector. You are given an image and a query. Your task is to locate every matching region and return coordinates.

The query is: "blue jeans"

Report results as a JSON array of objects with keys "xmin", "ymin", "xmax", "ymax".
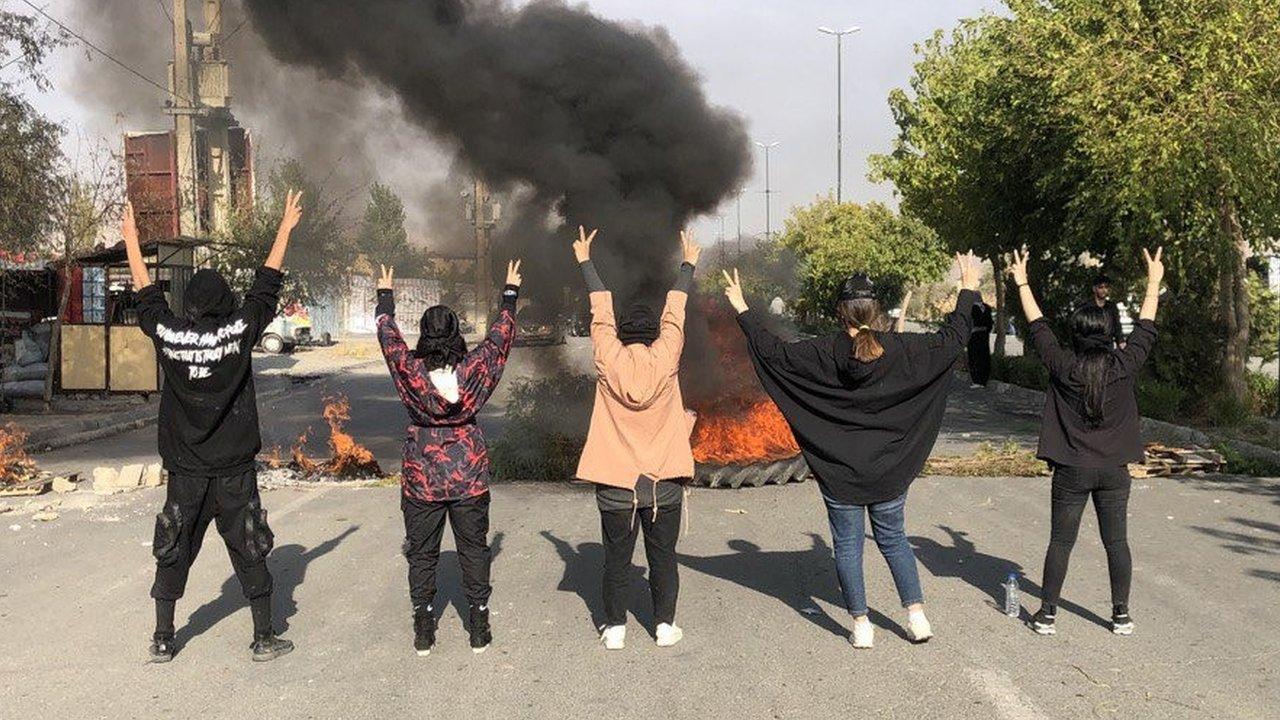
[{"xmin": 822, "ymin": 492, "xmax": 924, "ymax": 616}]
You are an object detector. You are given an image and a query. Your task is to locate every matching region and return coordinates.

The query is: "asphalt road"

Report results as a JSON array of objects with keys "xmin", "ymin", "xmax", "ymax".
[{"xmin": 2, "ymin": 338, "xmax": 1277, "ymax": 719}]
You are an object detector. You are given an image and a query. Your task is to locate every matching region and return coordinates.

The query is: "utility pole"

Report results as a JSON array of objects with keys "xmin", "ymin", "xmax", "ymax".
[
  {"xmin": 736, "ymin": 188, "xmax": 744, "ymax": 258},
  {"xmin": 170, "ymin": 0, "xmax": 199, "ymax": 236},
  {"xmin": 819, "ymin": 25, "xmax": 861, "ymax": 203},
  {"xmin": 755, "ymin": 141, "xmax": 780, "ymax": 241},
  {"xmin": 469, "ymin": 179, "xmax": 498, "ymax": 333}
]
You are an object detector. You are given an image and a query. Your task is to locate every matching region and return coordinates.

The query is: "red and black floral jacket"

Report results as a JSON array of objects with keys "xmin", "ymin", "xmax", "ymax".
[{"xmin": 376, "ymin": 286, "xmax": 518, "ymax": 502}]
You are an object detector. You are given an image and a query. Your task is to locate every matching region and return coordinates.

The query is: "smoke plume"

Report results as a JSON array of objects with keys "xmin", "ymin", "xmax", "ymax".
[{"xmin": 241, "ymin": 0, "xmax": 752, "ymax": 302}]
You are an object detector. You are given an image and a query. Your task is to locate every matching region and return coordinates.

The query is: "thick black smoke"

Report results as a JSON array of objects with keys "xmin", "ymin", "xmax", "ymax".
[{"xmin": 242, "ymin": 0, "xmax": 751, "ymax": 303}]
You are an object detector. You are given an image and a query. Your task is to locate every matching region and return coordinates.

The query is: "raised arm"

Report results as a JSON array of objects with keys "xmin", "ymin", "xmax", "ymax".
[
  {"xmin": 122, "ymin": 202, "xmax": 151, "ymax": 291},
  {"xmin": 264, "ymin": 190, "xmax": 303, "ymax": 271},
  {"xmin": 1008, "ymin": 247, "xmax": 1044, "ymax": 324},
  {"xmin": 724, "ymin": 267, "xmax": 826, "ymax": 378},
  {"xmin": 895, "ymin": 289, "xmax": 913, "ymax": 333},
  {"xmin": 1138, "ymin": 247, "xmax": 1163, "ymax": 321},
  {"xmin": 473, "ymin": 260, "xmax": 521, "ymax": 363},
  {"xmin": 649, "ymin": 231, "xmax": 699, "ymax": 366}
]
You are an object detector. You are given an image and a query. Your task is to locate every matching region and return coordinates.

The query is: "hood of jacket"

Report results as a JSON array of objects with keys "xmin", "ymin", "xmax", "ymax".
[{"xmin": 183, "ymin": 269, "xmax": 238, "ymax": 321}]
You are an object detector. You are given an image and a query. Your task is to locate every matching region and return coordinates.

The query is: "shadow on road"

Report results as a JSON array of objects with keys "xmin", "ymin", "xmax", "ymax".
[
  {"xmin": 1191, "ymin": 517, "xmax": 1280, "ymax": 584},
  {"xmin": 678, "ymin": 535, "xmax": 909, "ymax": 641},
  {"xmin": 540, "ymin": 531, "xmax": 651, "ymax": 635},
  {"xmin": 911, "ymin": 524, "xmax": 1110, "ymax": 629},
  {"xmin": 175, "ymin": 525, "xmax": 359, "ymax": 651},
  {"xmin": 428, "ymin": 531, "xmax": 506, "ymax": 628}
]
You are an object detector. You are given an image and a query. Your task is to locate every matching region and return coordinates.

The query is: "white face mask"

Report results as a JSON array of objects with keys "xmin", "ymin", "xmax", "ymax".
[{"xmin": 428, "ymin": 366, "xmax": 460, "ymax": 403}]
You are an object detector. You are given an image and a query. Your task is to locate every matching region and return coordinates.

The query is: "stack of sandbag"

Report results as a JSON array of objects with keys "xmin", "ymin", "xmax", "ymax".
[{"xmin": 1, "ymin": 323, "xmax": 51, "ymax": 398}]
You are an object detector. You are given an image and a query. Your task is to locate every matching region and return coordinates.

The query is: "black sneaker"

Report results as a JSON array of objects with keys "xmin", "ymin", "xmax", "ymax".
[
  {"xmin": 414, "ymin": 612, "xmax": 437, "ymax": 657},
  {"xmin": 249, "ymin": 633, "xmax": 295, "ymax": 662},
  {"xmin": 150, "ymin": 633, "xmax": 175, "ymax": 663},
  {"xmin": 1111, "ymin": 605, "xmax": 1134, "ymax": 636},
  {"xmin": 468, "ymin": 605, "xmax": 492, "ymax": 654},
  {"xmin": 1030, "ymin": 607, "xmax": 1056, "ymax": 636}
]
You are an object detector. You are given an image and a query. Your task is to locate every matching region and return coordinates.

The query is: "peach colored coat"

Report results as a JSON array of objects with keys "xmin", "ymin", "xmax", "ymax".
[{"xmin": 575, "ymin": 290, "xmax": 696, "ymax": 489}]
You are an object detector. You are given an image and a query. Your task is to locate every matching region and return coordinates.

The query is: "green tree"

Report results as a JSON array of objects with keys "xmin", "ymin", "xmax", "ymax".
[
  {"xmin": 775, "ymin": 199, "xmax": 950, "ymax": 326},
  {"xmin": 1, "ymin": 10, "xmax": 65, "ymax": 255},
  {"xmin": 356, "ymin": 182, "xmax": 412, "ymax": 268},
  {"xmin": 875, "ymin": 0, "xmax": 1280, "ymax": 410},
  {"xmin": 211, "ymin": 159, "xmax": 353, "ymax": 303}
]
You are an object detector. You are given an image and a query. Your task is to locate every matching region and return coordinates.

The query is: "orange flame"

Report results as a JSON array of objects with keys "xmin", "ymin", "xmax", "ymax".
[
  {"xmin": 692, "ymin": 399, "xmax": 800, "ymax": 465},
  {"xmin": 321, "ymin": 396, "xmax": 378, "ymax": 475},
  {"xmin": 273, "ymin": 396, "xmax": 382, "ymax": 477},
  {"xmin": 0, "ymin": 423, "xmax": 36, "ymax": 485}
]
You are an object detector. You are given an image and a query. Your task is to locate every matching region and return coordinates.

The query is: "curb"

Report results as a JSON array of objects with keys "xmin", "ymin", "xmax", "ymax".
[
  {"xmin": 986, "ymin": 377, "xmax": 1280, "ymax": 470},
  {"xmin": 31, "ymin": 383, "xmax": 299, "ymax": 453}
]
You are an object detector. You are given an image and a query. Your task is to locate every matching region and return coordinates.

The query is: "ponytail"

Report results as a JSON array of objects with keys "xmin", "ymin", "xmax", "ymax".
[
  {"xmin": 852, "ymin": 327, "xmax": 884, "ymax": 363},
  {"xmin": 837, "ymin": 298, "xmax": 887, "ymax": 363}
]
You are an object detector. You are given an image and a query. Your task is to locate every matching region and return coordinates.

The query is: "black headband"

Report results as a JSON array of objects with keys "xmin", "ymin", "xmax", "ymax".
[{"xmin": 838, "ymin": 273, "xmax": 877, "ymax": 302}]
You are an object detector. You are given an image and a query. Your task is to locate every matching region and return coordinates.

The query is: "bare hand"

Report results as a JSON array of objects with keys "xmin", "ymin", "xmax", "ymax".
[
  {"xmin": 573, "ymin": 226, "xmax": 598, "ymax": 263},
  {"xmin": 121, "ymin": 201, "xmax": 140, "ymax": 247},
  {"xmin": 377, "ymin": 264, "xmax": 394, "ymax": 291},
  {"xmin": 680, "ymin": 230, "xmax": 701, "ymax": 266},
  {"xmin": 1143, "ymin": 246, "xmax": 1164, "ymax": 286},
  {"xmin": 505, "ymin": 259, "xmax": 523, "ymax": 287},
  {"xmin": 722, "ymin": 268, "xmax": 748, "ymax": 314},
  {"xmin": 956, "ymin": 250, "xmax": 981, "ymax": 291},
  {"xmin": 1008, "ymin": 246, "xmax": 1030, "ymax": 287},
  {"xmin": 278, "ymin": 189, "xmax": 303, "ymax": 236}
]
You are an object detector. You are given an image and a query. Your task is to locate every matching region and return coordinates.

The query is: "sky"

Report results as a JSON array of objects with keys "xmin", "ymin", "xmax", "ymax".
[{"xmin": 22, "ymin": 0, "xmax": 1001, "ymax": 249}]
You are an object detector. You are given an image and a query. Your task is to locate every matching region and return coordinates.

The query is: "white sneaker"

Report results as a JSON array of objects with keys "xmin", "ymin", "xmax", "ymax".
[
  {"xmin": 906, "ymin": 610, "xmax": 934, "ymax": 643},
  {"xmin": 849, "ymin": 617, "xmax": 874, "ymax": 649},
  {"xmin": 600, "ymin": 625, "xmax": 626, "ymax": 650},
  {"xmin": 655, "ymin": 623, "xmax": 683, "ymax": 648}
]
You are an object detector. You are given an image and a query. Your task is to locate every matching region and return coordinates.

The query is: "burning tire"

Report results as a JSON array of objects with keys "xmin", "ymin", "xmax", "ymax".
[{"xmin": 693, "ymin": 455, "xmax": 810, "ymax": 489}]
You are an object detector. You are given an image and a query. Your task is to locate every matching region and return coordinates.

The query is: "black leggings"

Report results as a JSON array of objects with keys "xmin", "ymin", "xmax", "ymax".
[
  {"xmin": 601, "ymin": 503, "xmax": 682, "ymax": 627},
  {"xmin": 1040, "ymin": 465, "xmax": 1132, "ymax": 608}
]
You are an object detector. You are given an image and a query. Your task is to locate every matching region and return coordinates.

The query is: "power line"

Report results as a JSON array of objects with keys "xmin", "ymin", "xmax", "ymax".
[
  {"xmin": 154, "ymin": 0, "xmax": 173, "ymax": 24},
  {"xmin": 223, "ymin": 18, "xmax": 249, "ymax": 45},
  {"xmin": 18, "ymin": 0, "xmax": 193, "ymax": 105}
]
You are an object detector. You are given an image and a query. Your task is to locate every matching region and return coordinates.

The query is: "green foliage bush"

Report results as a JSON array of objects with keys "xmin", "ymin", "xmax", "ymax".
[
  {"xmin": 991, "ymin": 355, "xmax": 1049, "ymax": 392},
  {"xmin": 1246, "ymin": 371, "xmax": 1278, "ymax": 418},
  {"xmin": 1136, "ymin": 378, "xmax": 1186, "ymax": 422},
  {"xmin": 489, "ymin": 375, "xmax": 593, "ymax": 482}
]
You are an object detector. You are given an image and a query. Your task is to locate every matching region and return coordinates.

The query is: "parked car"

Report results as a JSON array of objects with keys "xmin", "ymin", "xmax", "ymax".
[
  {"xmin": 515, "ymin": 306, "xmax": 566, "ymax": 346},
  {"xmin": 257, "ymin": 314, "xmax": 311, "ymax": 354}
]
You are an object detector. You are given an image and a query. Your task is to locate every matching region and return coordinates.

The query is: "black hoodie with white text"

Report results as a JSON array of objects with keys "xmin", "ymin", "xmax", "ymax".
[{"xmin": 136, "ymin": 267, "xmax": 282, "ymax": 475}]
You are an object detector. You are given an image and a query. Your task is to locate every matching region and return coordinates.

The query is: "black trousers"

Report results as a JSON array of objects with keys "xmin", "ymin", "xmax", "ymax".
[
  {"xmin": 1040, "ymin": 465, "xmax": 1132, "ymax": 607},
  {"xmin": 601, "ymin": 502, "xmax": 681, "ymax": 627},
  {"xmin": 402, "ymin": 492, "xmax": 492, "ymax": 613},
  {"xmin": 150, "ymin": 469, "xmax": 274, "ymax": 602},
  {"xmin": 968, "ymin": 330, "xmax": 992, "ymax": 386}
]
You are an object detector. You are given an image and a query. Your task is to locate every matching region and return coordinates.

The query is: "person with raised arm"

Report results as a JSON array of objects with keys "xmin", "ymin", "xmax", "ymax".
[
  {"xmin": 723, "ymin": 254, "xmax": 983, "ymax": 649},
  {"xmin": 1009, "ymin": 246, "xmax": 1164, "ymax": 637},
  {"xmin": 375, "ymin": 259, "xmax": 521, "ymax": 657},
  {"xmin": 573, "ymin": 226, "xmax": 699, "ymax": 651},
  {"xmin": 127, "ymin": 192, "xmax": 303, "ymax": 663}
]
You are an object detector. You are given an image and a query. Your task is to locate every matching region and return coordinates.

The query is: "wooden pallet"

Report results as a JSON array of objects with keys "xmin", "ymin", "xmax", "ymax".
[
  {"xmin": 0, "ymin": 473, "xmax": 52, "ymax": 496},
  {"xmin": 1128, "ymin": 444, "xmax": 1226, "ymax": 478}
]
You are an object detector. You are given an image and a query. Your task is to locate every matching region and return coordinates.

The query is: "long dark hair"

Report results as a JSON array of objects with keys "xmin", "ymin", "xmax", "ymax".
[
  {"xmin": 836, "ymin": 298, "xmax": 887, "ymax": 363},
  {"xmin": 1070, "ymin": 305, "xmax": 1115, "ymax": 427}
]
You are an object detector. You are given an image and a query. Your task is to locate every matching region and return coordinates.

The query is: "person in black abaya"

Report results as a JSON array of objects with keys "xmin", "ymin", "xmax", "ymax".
[
  {"xmin": 968, "ymin": 300, "xmax": 994, "ymax": 388},
  {"xmin": 721, "ymin": 254, "xmax": 982, "ymax": 649}
]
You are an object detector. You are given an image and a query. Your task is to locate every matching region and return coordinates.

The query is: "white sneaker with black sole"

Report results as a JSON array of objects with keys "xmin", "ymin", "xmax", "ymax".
[
  {"xmin": 601, "ymin": 624, "xmax": 626, "ymax": 650},
  {"xmin": 1030, "ymin": 607, "xmax": 1056, "ymax": 635},
  {"xmin": 906, "ymin": 610, "xmax": 934, "ymax": 643},
  {"xmin": 1111, "ymin": 606, "xmax": 1134, "ymax": 636}
]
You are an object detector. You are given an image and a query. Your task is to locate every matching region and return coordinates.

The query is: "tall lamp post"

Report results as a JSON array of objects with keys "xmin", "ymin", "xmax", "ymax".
[
  {"xmin": 736, "ymin": 188, "xmax": 745, "ymax": 257},
  {"xmin": 818, "ymin": 25, "xmax": 861, "ymax": 203},
  {"xmin": 755, "ymin": 140, "xmax": 780, "ymax": 241}
]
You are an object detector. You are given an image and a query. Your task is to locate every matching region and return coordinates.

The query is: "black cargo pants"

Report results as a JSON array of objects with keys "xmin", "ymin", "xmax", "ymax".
[{"xmin": 150, "ymin": 469, "xmax": 274, "ymax": 602}]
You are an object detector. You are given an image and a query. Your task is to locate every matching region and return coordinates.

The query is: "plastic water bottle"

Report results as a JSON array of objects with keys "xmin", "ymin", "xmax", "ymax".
[{"xmin": 1003, "ymin": 572, "xmax": 1020, "ymax": 618}]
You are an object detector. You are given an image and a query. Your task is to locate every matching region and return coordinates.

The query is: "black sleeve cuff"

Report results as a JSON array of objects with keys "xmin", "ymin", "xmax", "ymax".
[
  {"xmin": 580, "ymin": 260, "xmax": 606, "ymax": 293},
  {"xmin": 500, "ymin": 284, "xmax": 519, "ymax": 309},
  {"xmin": 375, "ymin": 288, "xmax": 395, "ymax": 317},
  {"xmin": 672, "ymin": 262, "xmax": 695, "ymax": 294}
]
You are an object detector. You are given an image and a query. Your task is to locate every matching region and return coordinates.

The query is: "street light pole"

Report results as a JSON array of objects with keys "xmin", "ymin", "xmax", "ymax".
[
  {"xmin": 755, "ymin": 140, "xmax": 780, "ymax": 241},
  {"xmin": 818, "ymin": 25, "xmax": 861, "ymax": 204},
  {"xmin": 736, "ymin": 188, "xmax": 744, "ymax": 257}
]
